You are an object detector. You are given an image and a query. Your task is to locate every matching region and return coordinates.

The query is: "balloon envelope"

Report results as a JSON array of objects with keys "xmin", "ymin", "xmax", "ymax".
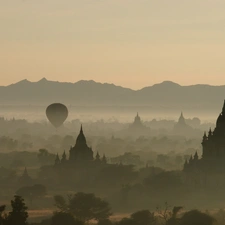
[{"xmin": 46, "ymin": 103, "xmax": 68, "ymax": 128}]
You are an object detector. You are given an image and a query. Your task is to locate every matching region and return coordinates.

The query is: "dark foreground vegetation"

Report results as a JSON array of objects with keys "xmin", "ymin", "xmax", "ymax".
[{"xmin": 1, "ymin": 193, "xmax": 225, "ymax": 225}]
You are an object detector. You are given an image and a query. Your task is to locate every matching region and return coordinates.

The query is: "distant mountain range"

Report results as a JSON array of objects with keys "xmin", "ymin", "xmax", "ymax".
[{"xmin": 0, "ymin": 78, "xmax": 225, "ymax": 110}]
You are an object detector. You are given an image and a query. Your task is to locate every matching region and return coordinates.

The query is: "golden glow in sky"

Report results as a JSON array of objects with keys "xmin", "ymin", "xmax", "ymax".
[{"xmin": 1, "ymin": 0, "xmax": 225, "ymax": 89}]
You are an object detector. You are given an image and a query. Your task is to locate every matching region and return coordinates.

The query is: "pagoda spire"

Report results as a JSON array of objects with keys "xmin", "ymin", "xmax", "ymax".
[
  {"xmin": 208, "ymin": 128, "xmax": 212, "ymax": 137},
  {"xmin": 76, "ymin": 124, "xmax": 86, "ymax": 144},
  {"xmin": 95, "ymin": 152, "xmax": 100, "ymax": 162},
  {"xmin": 23, "ymin": 167, "xmax": 28, "ymax": 177},
  {"xmin": 201, "ymin": 132, "xmax": 207, "ymax": 147},
  {"xmin": 203, "ymin": 131, "xmax": 207, "ymax": 140},
  {"xmin": 194, "ymin": 151, "xmax": 198, "ymax": 160},
  {"xmin": 55, "ymin": 153, "xmax": 60, "ymax": 165},
  {"xmin": 183, "ymin": 159, "xmax": 188, "ymax": 171},
  {"xmin": 102, "ymin": 154, "xmax": 107, "ymax": 163},
  {"xmin": 19, "ymin": 167, "xmax": 32, "ymax": 185},
  {"xmin": 61, "ymin": 150, "xmax": 67, "ymax": 163},
  {"xmin": 178, "ymin": 111, "xmax": 185, "ymax": 124}
]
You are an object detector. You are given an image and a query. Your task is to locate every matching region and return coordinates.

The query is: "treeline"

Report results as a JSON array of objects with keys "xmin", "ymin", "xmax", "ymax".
[{"xmin": 1, "ymin": 193, "xmax": 224, "ymax": 225}]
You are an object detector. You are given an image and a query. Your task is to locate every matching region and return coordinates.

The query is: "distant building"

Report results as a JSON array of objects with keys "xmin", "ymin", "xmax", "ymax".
[
  {"xmin": 18, "ymin": 167, "xmax": 33, "ymax": 186},
  {"xmin": 177, "ymin": 112, "xmax": 186, "ymax": 126},
  {"xmin": 48, "ymin": 126, "xmax": 138, "ymax": 190},
  {"xmin": 69, "ymin": 125, "xmax": 93, "ymax": 161},
  {"xmin": 55, "ymin": 125, "xmax": 106, "ymax": 166},
  {"xmin": 184, "ymin": 100, "xmax": 225, "ymax": 173},
  {"xmin": 129, "ymin": 113, "xmax": 147, "ymax": 129},
  {"xmin": 173, "ymin": 112, "xmax": 192, "ymax": 135}
]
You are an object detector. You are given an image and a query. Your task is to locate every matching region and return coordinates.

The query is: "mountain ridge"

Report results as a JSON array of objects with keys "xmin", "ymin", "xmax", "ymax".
[
  {"xmin": 2, "ymin": 78, "xmax": 225, "ymax": 90},
  {"xmin": 0, "ymin": 78, "xmax": 225, "ymax": 110}
]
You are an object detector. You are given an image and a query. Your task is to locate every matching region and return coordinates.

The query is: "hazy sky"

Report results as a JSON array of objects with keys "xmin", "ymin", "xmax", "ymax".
[{"xmin": 1, "ymin": 0, "xmax": 225, "ymax": 89}]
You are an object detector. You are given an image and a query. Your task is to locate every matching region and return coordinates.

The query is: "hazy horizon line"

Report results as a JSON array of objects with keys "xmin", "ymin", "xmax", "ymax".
[{"xmin": 1, "ymin": 77, "xmax": 225, "ymax": 90}]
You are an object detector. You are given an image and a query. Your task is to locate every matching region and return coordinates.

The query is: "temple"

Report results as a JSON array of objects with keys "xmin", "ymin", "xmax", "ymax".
[
  {"xmin": 173, "ymin": 112, "xmax": 192, "ymax": 135},
  {"xmin": 18, "ymin": 167, "xmax": 33, "ymax": 186},
  {"xmin": 184, "ymin": 100, "xmax": 225, "ymax": 173},
  {"xmin": 129, "ymin": 113, "xmax": 146, "ymax": 129},
  {"xmin": 69, "ymin": 125, "xmax": 93, "ymax": 161},
  {"xmin": 55, "ymin": 125, "xmax": 106, "ymax": 166}
]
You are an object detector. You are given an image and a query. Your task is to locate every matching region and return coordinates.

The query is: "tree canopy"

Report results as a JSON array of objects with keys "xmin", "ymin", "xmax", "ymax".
[
  {"xmin": 6, "ymin": 195, "xmax": 28, "ymax": 225},
  {"xmin": 54, "ymin": 192, "xmax": 112, "ymax": 222}
]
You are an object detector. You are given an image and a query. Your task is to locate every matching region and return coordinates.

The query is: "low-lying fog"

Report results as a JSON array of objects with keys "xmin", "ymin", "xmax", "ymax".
[{"xmin": 0, "ymin": 105, "xmax": 217, "ymax": 123}]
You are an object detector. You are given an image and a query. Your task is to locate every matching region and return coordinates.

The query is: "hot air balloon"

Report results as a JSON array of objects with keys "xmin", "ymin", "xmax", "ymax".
[{"xmin": 46, "ymin": 103, "xmax": 68, "ymax": 128}]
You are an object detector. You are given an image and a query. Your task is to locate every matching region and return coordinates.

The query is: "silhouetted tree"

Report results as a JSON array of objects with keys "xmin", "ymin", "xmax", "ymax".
[
  {"xmin": 69, "ymin": 193, "xmax": 112, "ymax": 222},
  {"xmin": 54, "ymin": 192, "xmax": 112, "ymax": 222},
  {"xmin": 131, "ymin": 210, "xmax": 155, "ymax": 225},
  {"xmin": 0, "ymin": 205, "xmax": 6, "ymax": 225},
  {"xmin": 54, "ymin": 195, "xmax": 68, "ymax": 212},
  {"xmin": 116, "ymin": 210, "xmax": 155, "ymax": 225},
  {"xmin": 156, "ymin": 202, "xmax": 172, "ymax": 223},
  {"xmin": 6, "ymin": 195, "xmax": 28, "ymax": 225},
  {"xmin": 180, "ymin": 210, "xmax": 215, "ymax": 225},
  {"xmin": 166, "ymin": 206, "xmax": 183, "ymax": 225}
]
